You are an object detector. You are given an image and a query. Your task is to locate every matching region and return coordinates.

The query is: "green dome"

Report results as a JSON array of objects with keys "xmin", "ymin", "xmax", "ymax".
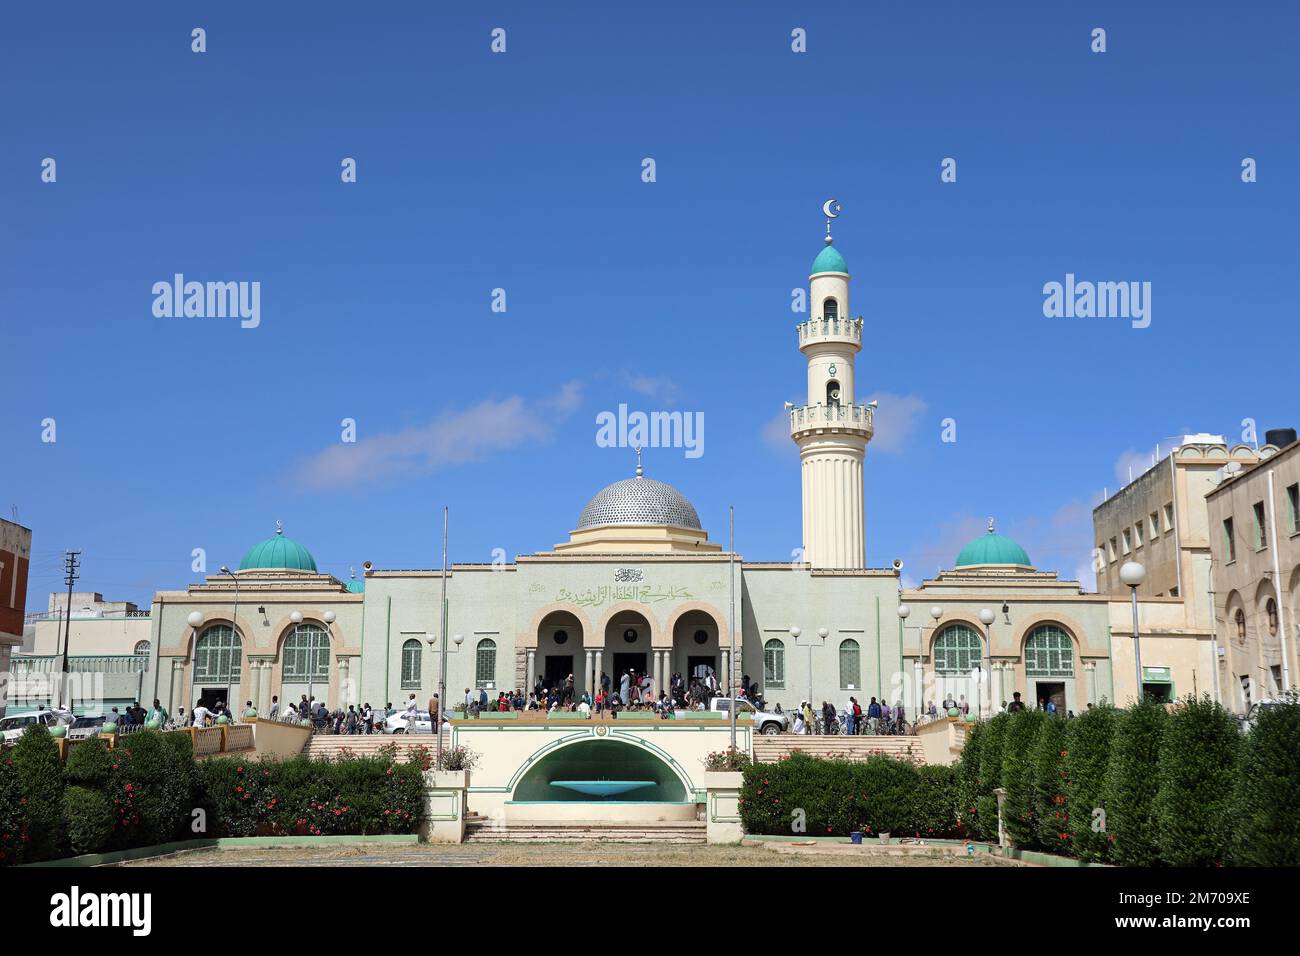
[
  {"xmin": 811, "ymin": 243, "xmax": 848, "ymax": 275},
  {"xmin": 239, "ymin": 528, "xmax": 317, "ymax": 572},
  {"xmin": 955, "ymin": 527, "xmax": 1031, "ymax": 568},
  {"xmin": 346, "ymin": 577, "xmax": 365, "ymax": 594}
]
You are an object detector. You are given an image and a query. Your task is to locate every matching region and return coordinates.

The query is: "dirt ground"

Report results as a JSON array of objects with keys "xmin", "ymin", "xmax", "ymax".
[{"xmin": 120, "ymin": 840, "xmax": 1019, "ymax": 867}]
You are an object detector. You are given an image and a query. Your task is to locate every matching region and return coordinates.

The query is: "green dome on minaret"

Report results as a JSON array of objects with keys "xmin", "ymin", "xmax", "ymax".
[
  {"xmin": 239, "ymin": 523, "xmax": 317, "ymax": 572},
  {"xmin": 955, "ymin": 520, "xmax": 1032, "ymax": 568},
  {"xmin": 811, "ymin": 243, "xmax": 848, "ymax": 275}
]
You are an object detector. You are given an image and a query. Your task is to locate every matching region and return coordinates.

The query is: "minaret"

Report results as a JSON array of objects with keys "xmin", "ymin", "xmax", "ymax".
[{"xmin": 789, "ymin": 202, "xmax": 873, "ymax": 568}]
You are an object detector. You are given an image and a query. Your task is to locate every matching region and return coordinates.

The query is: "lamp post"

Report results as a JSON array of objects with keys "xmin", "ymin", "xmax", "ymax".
[
  {"xmin": 1120, "ymin": 561, "xmax": 1146, "ymax": 701},
  {"xmin": 438, "ymin": 632, "xmax": 463, "ymax": 766},
  {"xmin": 322, "ymin": 611, "xmax": 336, "ymax": 708},
  {"xmin": 787, "ymin": 625, "xmax": 827, "ymax": 725},
  {"xmin": 220, "ymin": 566, "xmax": 239, "ymax": 714},
  {"xmin": 897, "ymin": 605, "xmax": 943, "ymax": 720},
  {"xmin": 978, "ymin": 608, "xmax": 996, "ymax": 719},
  {"xmin": 186, "ymin": 610, "xmax": 203, "ymax": 717},
  {"xmin": 728, "ymin": 505, "xmax": 736, "ymax": 752},
  {"xmin": 289, "ymin": 611, "xmax": 306, "ymax": 712}
]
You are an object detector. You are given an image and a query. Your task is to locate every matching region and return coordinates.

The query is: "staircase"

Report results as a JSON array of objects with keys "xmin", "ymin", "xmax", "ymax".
[
  {"xmin": 464, "ymin": 819, "xmax": 707, "ymax": 844},
  {"xmin": 301, "ymin": 732, "xmax": 448, "ymax": 760},
  {"xmin": 752, "ymin": 735, "xmax": 923, "ymax": 764}
]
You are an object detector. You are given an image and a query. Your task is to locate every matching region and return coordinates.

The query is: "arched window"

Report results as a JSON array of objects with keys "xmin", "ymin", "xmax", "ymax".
[
  {"xmin": 283, "ymin": 623, "xmax": 329, "ymax": 681},
  {"xmin": 475, "ymin": 638, "xmax": 497, "ymax": 688},
  {"xmin": 932, "ymin": 624, "xmax": 982, "ymax": 676},
  {"xmin": 1024, "ymin": 625, "xmax": 1074, "ymax": 678},
  {"xmin": 763, "ymin": 639, "xmax": 785, "ymax": 688},
  {"xmin": 839, "ymin": 638, "xmax": 860, "ymax": 688},
  {"xmin": 1266, "ymin": 599, "xmax": 1278, "ymax": 636},
  {"xmin": 194, "ymin": 625, "xmax": 241, "ymax": 683},
  {"xmin": 823, "ymin": 298, "xmax": 838, "ymax": 320},
  {"xmin": 133, "ymin": 640, "xmax": 151, "ymax": 656},
  {"xmin": 1235, "ymin": 608, "xmax": 1247, "ymax": 643},
  {"xmin": 401, "ymin": 639, "xmax": 422, "ymax": 690}
]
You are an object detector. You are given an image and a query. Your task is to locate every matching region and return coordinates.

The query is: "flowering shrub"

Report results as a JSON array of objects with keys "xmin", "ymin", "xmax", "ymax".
[
  {"xmin": 999, "ymin": 710, "xmax": 1044, "ymax": 850},
  {"xmin": 703, "ymin": 747, "xmax": 751, "ymax": 772},
  {"xmin": 437, "ymin": 745, "xmax": 479, "ymax": 771},
  {"xmin": 195, "ymin": 752, "xmax": 424, "ymax": 837},
  {"xmin": 1101, "ymin": 698, "xmax": 1167, "ymax": 866},
  {"xmin": 1030, "ymin": 716, "xmax": 1069, "ymax": 854}
]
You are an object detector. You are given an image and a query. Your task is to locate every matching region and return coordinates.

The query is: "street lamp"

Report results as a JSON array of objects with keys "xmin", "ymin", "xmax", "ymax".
[
  {"xmin": 220, "ymin": 566, "xmax": 239, "ymax": 716},
  {"xmin": 186, "ymin": 610, "xmax": 203, "ymax": 717},
  {"xmin": 1120, "ymin": 560, "xmax": 1146, "ymax": 701},
  {"xmin": 978, "ymin": 608, "xmax": 996, "ymax": 719},
  {"xmin": 322, "ymin": 611, "xmax": 336, "ymax": 709},
  {"xmin": 437, "ymin": 632, "xmax": 464, "ymax": 768}
]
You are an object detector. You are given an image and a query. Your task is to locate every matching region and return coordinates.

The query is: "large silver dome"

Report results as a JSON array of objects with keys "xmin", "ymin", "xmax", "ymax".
[{"xmin": 576, "ymin": 476, "xmax": 702, "ymax": 530}]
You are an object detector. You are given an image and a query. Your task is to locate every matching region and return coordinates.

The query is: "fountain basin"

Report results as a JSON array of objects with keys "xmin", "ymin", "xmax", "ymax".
[{"xmin": 549, "ymin": 780, "xmax": 656, "ymax": 798}]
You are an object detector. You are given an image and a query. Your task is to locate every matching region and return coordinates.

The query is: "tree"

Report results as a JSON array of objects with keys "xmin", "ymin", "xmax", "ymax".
[
  {"xmin": 1031, "ymin": 715, "xmax": 1070, "ymax": 854},
  {"xmin": 1154, "ymin": 695, "xmax": 1239, "ymax": 866},
  {"xmin": 974, "ymin": 713, "xmax": 1009, "ymax": 842},
  {"xmin": 1000, "ymin": 709, "xmax": 1045, "ymax": 849},
  {"xmin": 1231, "ymin": 697, "xmax": 1300, "ymax": 866},
  {"xmin": 1102, "ymin": 697, "xmax": 1168, "ymax": 866},
  {"xmin": 1065, "ymin": 704, "xmax": 1118, "ymax": 862},
  {"xmin": 8, "ymin": 725, "xmax": 66, "ymax": 861}
]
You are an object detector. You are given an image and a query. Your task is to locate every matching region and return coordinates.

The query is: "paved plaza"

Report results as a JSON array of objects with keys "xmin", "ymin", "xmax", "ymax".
[{"xmin": 120, "ymin": 840, "xmax": 1020, "ymax": 868}]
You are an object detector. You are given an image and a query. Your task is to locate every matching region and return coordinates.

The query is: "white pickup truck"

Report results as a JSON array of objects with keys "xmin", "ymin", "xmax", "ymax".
[{"xmin": 709, "ymin": 698, "xmax": 789, "ymax": 735}]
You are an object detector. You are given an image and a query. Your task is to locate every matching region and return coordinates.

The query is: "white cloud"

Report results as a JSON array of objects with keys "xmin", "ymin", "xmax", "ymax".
[
  {"xmin": 624, "ymin": 374, "xmax": 681, "ymax": 404},
  {"xmin": 864, "ymin": 392, "xmax": 927, "ymax": 454},
  {"xmin": 1113, "ymin": 447, "xmax": 1158, "ymax": 487},
  {"xmin": 294, "ymin": 381, "xmax": 583, "ymax": 490}
]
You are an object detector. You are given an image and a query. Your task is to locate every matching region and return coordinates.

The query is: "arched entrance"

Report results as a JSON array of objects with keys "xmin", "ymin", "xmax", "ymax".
[
  {"xmin": 535, "ymin": 609, "xmax": 585, "ymax": 700},
  {"xmin": 605, "ymin": 609, "xmax": 654, "ymax": 703},
  {"xmin": 669, "ymin": 608, "xmax": 723, "ymax": 704}
]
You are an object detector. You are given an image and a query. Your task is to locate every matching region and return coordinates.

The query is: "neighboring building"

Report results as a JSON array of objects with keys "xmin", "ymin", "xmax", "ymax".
[
  {"xmin": 902, "ymin": 522, "xmax": 1112, "ymax": 717},
  {"xmin": 1204, "ymin": 429, "xmax": 1300, "ymax": 710},
  {"xmin": 1093, "ymin": 434, "xmax": 1287, "ymax": 709},
  {"xmin": 0, "ymin": 518, "xmax": 33, "ymax": 717},
  {"xmin": 13, "ymin": 592, "xmax": 153, "ymax": 716}
]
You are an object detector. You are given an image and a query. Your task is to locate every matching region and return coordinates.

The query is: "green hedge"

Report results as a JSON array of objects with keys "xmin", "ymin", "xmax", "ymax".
[
  {"xmin": 739, "ymin": 752, "xmax": 959, "ymax": 839},
  {"xmin": 1030, "ymin": 715, "xmax": 1069, "ymax": 854},
  {"xmin": 1154, "ymin": 696, "xmax": 1239, "ymax": 867},
  {"xmin": 195, "ymin": 752, "xmax": 424, "ymax": 838},
  {"xmin": 999, "ymin": 710, "xmax": 1044, "ymax": 849},
  {"xmin": 0, "ymin": 729, "xmax": 427, "ymax": 865},
  {"xmin": 949, "ymin": 695, "xmax": 1300, "ymax": 867},
  {"xmin": 1102, "ymin": 698, "xmax": 1167, "ymax": 866},
  {"xmin": 1064, "ymin": 705, "xmax": 1117, "ymax": 862},
  {"xmin": 1232, "ymin": 699, "xmax": 1300, "ymax": 865}
]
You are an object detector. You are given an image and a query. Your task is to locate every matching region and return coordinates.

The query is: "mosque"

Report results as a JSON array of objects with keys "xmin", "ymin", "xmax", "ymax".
[{"xmin": 141, "ymin": 210, "xmax": 1133, "ymax": 724}]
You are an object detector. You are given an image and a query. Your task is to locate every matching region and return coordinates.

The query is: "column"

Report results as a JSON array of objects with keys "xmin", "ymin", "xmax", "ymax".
[
  {"xmin": 170, "ymin": 658, "xmax": 186, "ymax": 715},
  {"xmin": 1084, "ymin": 660, "xmax": 1097, "ymax": 707},
  {"xmin": 526, "ymin": 649, "xmax": 536, "ymax": 692},
  {"xmin": 584, "ymin": 650, "xmax": 593, "ymax": 698},
  {"xmin": 653, "ymin": 650, "xmax": 663, "ymax": 697},
  {"xmin": 912, "ymin": 659, "xmax": 925, "ymax": 717},
  {"xmin": 259, "ymin": 659, "xmax": 272, "ymax": 713},
  {"xmin": 337, "ymin": 656, "xmax": 351, "ymax": 706},
  {"xmin": 721, "ymin": 649, "xmax": 731, "ymax": 696},
  {"xmin": 594, "ymin": 649, "xmax": 603, "ymax": 695}
]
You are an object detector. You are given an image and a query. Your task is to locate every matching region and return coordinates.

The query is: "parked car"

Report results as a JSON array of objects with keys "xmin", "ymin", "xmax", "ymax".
[
  {"xmin": 0, "ymin": 709, "xmax": 71, "ymax": 743},
  {"xmin": 67, "ymin": 715, "xmax": 107, "ymax": 740},
  {"xmin": 384, "ymin": 710, "xmax": 436, "ymax": 734},
  {"xmin": 709, "ymin": 697, "xmax": 789, "ymax": 735}
]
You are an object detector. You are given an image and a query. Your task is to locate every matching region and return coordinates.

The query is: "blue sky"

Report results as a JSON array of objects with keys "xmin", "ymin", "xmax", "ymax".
[{"xmin": 3, "ymin": 1, "xmax": 1297, "ymax": 608}]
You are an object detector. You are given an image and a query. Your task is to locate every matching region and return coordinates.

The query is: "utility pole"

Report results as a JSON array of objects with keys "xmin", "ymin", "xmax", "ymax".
[{"xmin": 60, "ymin": 550, "xmax": 81, "ymax": 711}]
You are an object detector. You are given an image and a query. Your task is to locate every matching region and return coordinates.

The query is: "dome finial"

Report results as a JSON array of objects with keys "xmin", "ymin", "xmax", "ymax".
[
  {"xmin": 275, "ymin": 518, "xmax": 284, "ymax": 536},
  {"xmin": 822, "ymin": 198, "xmax": 841, "ymax": 245},
  {"xmin": 987, "ymin": 516, "xmax": 995, "ymax": 534},
  {"xmin": 349, "ymin": 565, "xmax": 356, "ymax": 580},
  {"xmin": 634, "ymin": 445, "xmax": 643, "ymax": 477}
]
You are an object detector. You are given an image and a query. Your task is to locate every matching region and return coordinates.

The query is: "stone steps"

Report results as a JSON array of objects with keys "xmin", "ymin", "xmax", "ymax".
[
  {"xmin": 301, "ymin": 733, "xmax": 448, "ymax": 759},
  {"xmin": 465, "ymin": 820, "xmax": 707, "ymax": 844},
  {"xmin": 752, "ymin": 735, "xmax": 923, "ymax": 764}
]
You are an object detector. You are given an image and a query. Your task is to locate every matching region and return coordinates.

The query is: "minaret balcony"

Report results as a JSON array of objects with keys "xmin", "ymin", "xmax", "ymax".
[
  {"xmin": 789, "ymin": 402, "xmax": 874, "ymax": 440},
  {"xmin": 796, "ymin": 315, "xmax": 863, "ymax": 349}
]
